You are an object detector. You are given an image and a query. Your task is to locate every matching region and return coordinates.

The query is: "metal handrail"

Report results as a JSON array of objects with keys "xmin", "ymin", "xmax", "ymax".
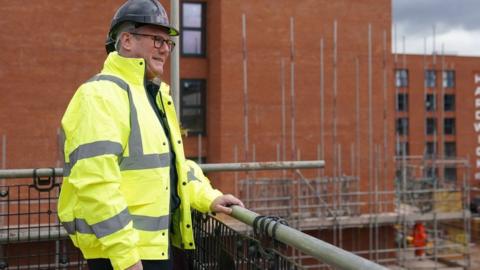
[
  {"xmin": 0, "ymin": 160, "xmax": 325, "ymax": 179},
  {"xmin": 231, "ymin": 206, "xmax": 388, "ymax": 270}
]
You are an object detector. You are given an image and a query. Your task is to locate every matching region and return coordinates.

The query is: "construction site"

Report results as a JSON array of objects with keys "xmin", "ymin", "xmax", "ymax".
[{"xmin": 1, "ymin": 0, "xmax": 480, "ymax": 269}]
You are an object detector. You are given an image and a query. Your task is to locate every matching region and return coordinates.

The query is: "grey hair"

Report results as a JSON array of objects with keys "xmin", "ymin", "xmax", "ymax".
[{"xmin": 114, "ymin": 22, "xmax": 137, "ymax": 51}]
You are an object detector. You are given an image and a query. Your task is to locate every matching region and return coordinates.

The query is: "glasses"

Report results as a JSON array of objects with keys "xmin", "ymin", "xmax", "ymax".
[{"xmin": 129, "ymin": 32, "xmax": 176, "ymax": 51}]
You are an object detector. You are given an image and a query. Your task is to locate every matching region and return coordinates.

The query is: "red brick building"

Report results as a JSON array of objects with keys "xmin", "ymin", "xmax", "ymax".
[
  {"xmin": 0, "ymin": 0, "xmax": 395, "ymax": 192},
  {"xmin": 394, "ymin": 54, "xmax": 480, "ymax": 186}
]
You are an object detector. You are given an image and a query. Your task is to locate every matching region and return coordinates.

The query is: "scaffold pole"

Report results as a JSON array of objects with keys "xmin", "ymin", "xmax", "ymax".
[
  {"xmin": 0, "ymin": 160, "xmax": 325, "ymax": 179},
  {"xmin": 231, "ymin": 205, "xmax": 389, "ymax": 270}
]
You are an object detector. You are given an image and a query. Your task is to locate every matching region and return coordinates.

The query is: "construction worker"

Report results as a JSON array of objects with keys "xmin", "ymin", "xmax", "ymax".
[
  {"xmin": 57, "ymin": 0, "xmax": 244, "ymax": 269},
  {"xmin": 412, "ymin": 222, "xmax": 427, "ymax": 258}
]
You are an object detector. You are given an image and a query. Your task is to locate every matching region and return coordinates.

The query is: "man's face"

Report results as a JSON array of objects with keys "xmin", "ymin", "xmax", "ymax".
[{"xmin": 127, "ymin": 25, "xmax": 172, "ymax": 79}]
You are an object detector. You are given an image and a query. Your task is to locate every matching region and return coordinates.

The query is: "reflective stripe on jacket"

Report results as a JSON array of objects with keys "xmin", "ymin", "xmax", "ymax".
[{"xmin": 58, "ymin": 52, "xmax": 222, "ymax": 270}]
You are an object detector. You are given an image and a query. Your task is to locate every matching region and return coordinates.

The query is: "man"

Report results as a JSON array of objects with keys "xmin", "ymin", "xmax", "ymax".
[
  {"xmin": 412, "ymin": 222, "xmax": 427, "ymax": 259},
  {"xmin": 57, "ymin": 1, "xmax": 243, "ymax": 269}
]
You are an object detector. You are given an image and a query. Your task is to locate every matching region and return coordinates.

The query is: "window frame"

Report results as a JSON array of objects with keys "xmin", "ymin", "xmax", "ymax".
[
  {"xmin": 180, "ymin": 78, "xmax": 207, "ymax": 135},
  {"xmin": 426, "ymin": 118, "xmax": 437, "ymax": 135},
  {"xmin": 444, "ymin": 167, "xmax": 457, "ymax": 182},
  {"xmin": 425, "ymin": 69, "xmax": 436, "ymax": 88},
  {"xmin": 425, "ymin": 94, "xmax": 436, "ymax": 111},
  {"xmin": 396, "ymin": 93, "xmax": 408, "ymax": 112},
  {"xmin": 425, "ymin": 141, "xmax": 436, "ymax": 157},
  {"xmin": 396, "ymin": 117, "xmax": 409, "ymax": 136},
  {"xmin": 180, "ymin": 1, "xmax": 207, "ymax": 57},
  {"xmin": 442, "ymin": 70, "xmax": 455, "ymax": 88},
  {"xmin": 395, "ymin": 142, "xmax": 409, "ymax": 156},
  {"xmin": 424, "ymin": 166, "xmax": 438, "ymax": 179},
  {"xmin": 444, "ymin": 94, "xmax": 455, "ymax": 111},
  {"xmin": 444, "ymin": 142, "xmax": 456, "ymax": 158},
  {"xmin": 444, "ymin": 118, "xmax": 456, "ymax": 135},
  {"xmin": 395, "ymin": 69, "xmax": 409, "ymax": 88}
]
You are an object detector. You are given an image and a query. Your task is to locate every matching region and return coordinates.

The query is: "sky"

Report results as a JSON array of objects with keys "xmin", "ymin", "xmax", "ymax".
[{"xmin": 392, "ymin": 0, "xmax": 480, "ymax": 56}]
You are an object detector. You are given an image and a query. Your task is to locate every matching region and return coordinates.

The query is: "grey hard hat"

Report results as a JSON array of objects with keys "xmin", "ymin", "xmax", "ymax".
[{"xmin": 106, "ymin": 0, "xmax": 179, "ymax": 53}]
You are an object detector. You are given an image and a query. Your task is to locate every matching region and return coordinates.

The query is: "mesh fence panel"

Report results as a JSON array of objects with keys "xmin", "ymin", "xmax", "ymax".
[{"xmin": 0, "ymin": 175, "xmax": 302, "ymax": 270}]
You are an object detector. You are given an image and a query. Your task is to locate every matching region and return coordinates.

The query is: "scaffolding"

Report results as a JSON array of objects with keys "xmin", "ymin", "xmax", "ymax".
[
  {"xmin": 233, "ymin": 156, "xmax": 471, "ymax": 269},
  {"xmin": 0, "ymin": 162, "xmax": 392, "ymax": 270},
  {"xmin": 221, "ymin": 12, "xmax": 473, "ymax": 270}
]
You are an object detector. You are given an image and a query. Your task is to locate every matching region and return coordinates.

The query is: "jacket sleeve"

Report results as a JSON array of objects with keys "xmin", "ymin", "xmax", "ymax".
[
  {"xmin": 62, "ymin": 83, "xmax": 139, "ymax": 270},
  {"xmin": 184, "ymin": 160, "xmax": 223, "ymax": 213}
]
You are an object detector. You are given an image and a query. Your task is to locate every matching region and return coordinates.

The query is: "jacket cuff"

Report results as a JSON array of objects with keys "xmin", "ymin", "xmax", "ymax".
[
  {"xmin": 110, "ymin": 247, "xmax": 140, "ymax": 270},
  {"xmin": 202, "ymin": 189, "xmax": 223, "ymax": 213}
]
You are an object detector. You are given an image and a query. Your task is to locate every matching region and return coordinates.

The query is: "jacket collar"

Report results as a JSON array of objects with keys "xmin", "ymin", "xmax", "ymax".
[
  {"xmin": 101, "ymin": 52, "xmax": 171, "ymax": 95},
  {"xmin": 102, "ymin": 52, "xmax": 146, "ymax": 86}
]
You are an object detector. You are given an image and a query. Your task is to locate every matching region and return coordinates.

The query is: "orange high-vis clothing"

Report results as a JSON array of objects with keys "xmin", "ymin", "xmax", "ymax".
[
  {"xmin": 412, "ymin": 223, "xmax": 427, "ymax": 257},
  {"xmin": 58, "ymin": 52, "xmax": 222, "ymax": 270}
]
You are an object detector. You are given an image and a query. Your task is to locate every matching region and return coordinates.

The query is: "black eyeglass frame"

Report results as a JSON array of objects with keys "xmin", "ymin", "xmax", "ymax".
[{"xmin": 129, "ymin": 32, "xmax": 176, "ymax": 51}]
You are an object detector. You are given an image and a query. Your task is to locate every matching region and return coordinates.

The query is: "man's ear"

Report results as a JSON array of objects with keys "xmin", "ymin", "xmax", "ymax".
[{"xmin": 119, "ymin": 32, "xmax": 134, "ymax": 52}]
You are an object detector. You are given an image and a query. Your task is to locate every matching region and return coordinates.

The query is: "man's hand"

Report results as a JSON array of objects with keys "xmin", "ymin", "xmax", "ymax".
[
  {"xmin": 126, "ymin": 261, "xmax": 143, "ymax": 270},
  {"xmin": 210, "ymin": 194, "xmax": 245, "ymax": 215}
]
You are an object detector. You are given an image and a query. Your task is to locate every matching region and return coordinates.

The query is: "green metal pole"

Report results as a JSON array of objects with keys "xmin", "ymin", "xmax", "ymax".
[{"xmin": 230, "ymin": 206, "xmax": 388, "ymax": 270}]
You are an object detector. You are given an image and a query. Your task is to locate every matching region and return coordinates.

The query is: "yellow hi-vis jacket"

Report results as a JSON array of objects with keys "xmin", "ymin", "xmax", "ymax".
[{"xmin": 58, "ymin": 52, "xmax": 222, "ymax": 270}]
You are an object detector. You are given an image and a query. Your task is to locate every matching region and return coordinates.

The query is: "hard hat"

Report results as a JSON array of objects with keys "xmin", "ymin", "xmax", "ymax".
[{"xmin": 106, "ymin": 0, "xmax": 180, "ymax": 53}]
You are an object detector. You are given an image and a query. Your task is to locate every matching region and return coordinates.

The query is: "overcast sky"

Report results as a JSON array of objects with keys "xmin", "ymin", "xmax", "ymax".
[{"xmin": 392, "ymin": 0, "xmax": 480, "ymax": 56}]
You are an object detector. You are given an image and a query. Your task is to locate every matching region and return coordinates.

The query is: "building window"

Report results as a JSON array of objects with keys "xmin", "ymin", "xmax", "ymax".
[
  {"xmin": 443, "ymin": 70, "xmax": 455, "ymax": 88},
  {"xmin": 396, "ymin": 93, "xmax": 408, "ymax": 112},
  {"xmin": 181, "ymin": 2, "xmax": 206, "ymax": 56},
  {"xmin": 180, "ymin": 79, "xmax": 206, "ymax": 134},
  {"xmin": 425, "ymin": 69, "xmax": 436, "ymax": 88},
  {"xmin": 395, "ymin": 69, "xmax": 408, "ymax": 88},
  {"xmin": 444, "ymin": 167, "xmax": 457, "ymax": 182},
  {"xmin": 444, "ymin": 118, "xmax": 455, "ymax": 135},
  {"xmin": 425, "ymin": 94, "xmax": 436, "ymax": 111},
  {"xmin": 426, "ymin": 118, "xmax": 437, "ymax": 135},
  {"xmin": 396, "ymin": 118, "xmax": 409, "ymax": 136},
  {"xmin": 424, "ymin": 167, "xmax": 438, "ymax": 179},
  {"xmin": 396, "ymin": 167, "xmax": 413, "ymax": 181},
  {"xmin": 396, "ymin": 142, "xmax": 409, "ymax": 156},
  {"xmin": 444, "ymin": 94, "xmax": 455, "ymax": 111},
  {"xmin": 444, "ymin": 142, "xmax": 456, "ymax": 157},
  {"xmin": 395, "ymin": 169, "xmax": 403, "ymax": 181},
  {"xmin": 425, "ymin": 142, "xmax": 436, "ymax": 157}
]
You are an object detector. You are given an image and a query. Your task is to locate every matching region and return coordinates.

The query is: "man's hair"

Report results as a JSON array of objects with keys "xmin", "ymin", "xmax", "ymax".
[{"xmin": 114, "ymin": 22, "xmax": 137, "ymax": 52}]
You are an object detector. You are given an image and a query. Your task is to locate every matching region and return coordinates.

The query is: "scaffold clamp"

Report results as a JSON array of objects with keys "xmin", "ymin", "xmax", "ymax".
[
  {"xmin": 252, "ymin": 215, "xmax": 288, "ymax": 241},
  {"xmin": 32, "ymin": 168, "xmax": 55, "ymax": 192}
]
